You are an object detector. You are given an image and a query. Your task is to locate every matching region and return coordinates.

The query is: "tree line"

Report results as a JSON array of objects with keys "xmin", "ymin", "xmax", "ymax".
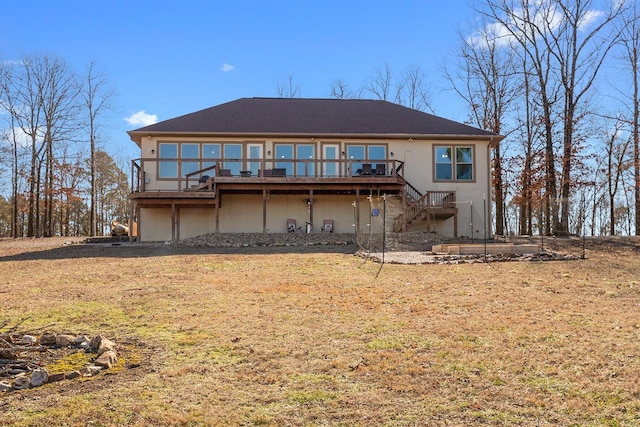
[
  {"xmin": 447, "ymin": 0, "xmax": 640, "ymax": 237},
  {"xmin": 281, "ymin": 0, "xmax": 639, "ymax": 237},
  {"xmin": 3, "ymin": 0, "xmax": 637, "ymax": 239},
  {"xmin": 0, "ymin": 55, "xmax": 129, "ymax": 238}
]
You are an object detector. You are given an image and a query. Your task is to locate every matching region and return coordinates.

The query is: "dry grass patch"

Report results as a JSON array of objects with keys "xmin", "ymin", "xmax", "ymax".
[{"xmin": 1, "ymin": 237, "xmax": 639, "ymax": 426}]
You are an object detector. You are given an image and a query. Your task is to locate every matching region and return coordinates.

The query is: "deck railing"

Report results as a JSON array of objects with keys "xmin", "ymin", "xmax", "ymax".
[
  {"xmin": 393, "ymin": 191, "xmax": 456, "ymax": 232},
  {"xmin": 131, "ymin": 158, "xmax": 403, "ymax": 192}
]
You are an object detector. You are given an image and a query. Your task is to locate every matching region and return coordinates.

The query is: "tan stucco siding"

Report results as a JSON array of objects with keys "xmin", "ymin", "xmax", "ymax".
[{"xmin": 139, "ymin": 208, "xmax": 172, "ymax": 241}]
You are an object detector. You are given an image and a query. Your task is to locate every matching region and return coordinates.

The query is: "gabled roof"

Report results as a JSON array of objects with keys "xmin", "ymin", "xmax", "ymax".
[{"xmin": 128, "ymin": 97, "xmax": 499, "ymax": 145}]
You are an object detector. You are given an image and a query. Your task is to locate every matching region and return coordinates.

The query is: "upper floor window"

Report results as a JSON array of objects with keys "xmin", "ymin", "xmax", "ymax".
[
  {"xmin": 156, "ymin": 142, "xmax": 225, "ymax": 178},
  {"xmin": 346, "ymin": 144, "xmax": 388, "ymax": 175},
  {"xmin": 434, "ymin": 145, "xmax": 474, "ymax": 181}
]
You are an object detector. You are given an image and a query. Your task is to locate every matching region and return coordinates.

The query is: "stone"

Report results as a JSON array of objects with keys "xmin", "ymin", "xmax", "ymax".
[
  {"xmin": 64, "ymin": 371, "xmax": 81, "ymax": 380},
  {"xmin": 0, "ymin": 381, "xmax": 12, "ymax": 392},
  {"xmin": 89, "ymin": 335, "xmax": 102, "ymax": 351},
  {"xmin": 13, "ymin": 375, "xmax": 30, "ymax": 390},
  {"xmin": 97, "ymin": 339, "xmax": 117, "ymax": 356},
  {"xmin": 29, "ymin": 368, "xmax": 49, "ymax": 387},
  {"xmin": 20, "ymin": 335, "xmax": 37, "ymax": 345},
  {"xmin": 55, "ymin": 334, "xmax": 75, "ymax": 347},
  {"xmin": 90, "ymin": 335, "xmax": 116, "ymax": 353},
  {"xmin": 94, "ymin": 350, "xmax": 118, "ymax": 369},
  {"xmin": 39, "ymin": 333, "xmax": 57, "ymax": 346},
  {"xmin": 80, "ymin": 365, "xmax": 102, "ymax": 377},
  {"xmin": 0, "ymin": 349, "xmax": 16, "ymax": 360},
  {"xmin": 47, "ymin": 373, "xmax": 65, "ymax": 383},
  {"xmin": 73, "ymin": 335, "xmax": 91, "ymax": 348}
]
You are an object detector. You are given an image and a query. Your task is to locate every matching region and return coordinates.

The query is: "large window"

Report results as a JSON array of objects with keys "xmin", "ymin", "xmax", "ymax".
[
  {"xmin": 223, "ymin": 144, "xmax": 242, "ymax": 175},
  {"xmin": 296, "ymin": 145, "xmax": 315, "ymax": 177},
  {"xmin": 157, "ymin": 142, "xmax": 230, "ymax": 179},
  {"xmin": 202, "ymin": 143, "xmax": 221, "ymax": 173},
  {"xmin": 434, "ymin": 145, "xmax": 474, "ymax": 181},
  {"xmin": 275, "ymin": 144, "xmax": 294, "ymax": 176},
  {"xmin": 346, "ymin": 144, "xmax": 387, "ymax": 175},
  {"xmin": 181, "ymin": 143, "xmax": 199, "ymax": 177},
  {"xmin": 159, "ymin": 143, "xmax": 178, "ymax": 178}
]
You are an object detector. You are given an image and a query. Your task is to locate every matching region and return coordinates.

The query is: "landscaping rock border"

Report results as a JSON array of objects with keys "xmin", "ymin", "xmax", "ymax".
[{"xmin": 0, "ymin": 333, "xmax": 119, "ymax": 392}]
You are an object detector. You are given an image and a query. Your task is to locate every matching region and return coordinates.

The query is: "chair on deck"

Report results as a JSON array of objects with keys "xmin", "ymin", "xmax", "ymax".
[
  {"xmin": 374, "ymin": 164, "xmax": 386, "ymax": 175},
  {"xmin": 218, "ymin": 168, "xmax": 232, "ymax": 176},
  {"xmin": 322, "ymin": 219, "xmax": 334, "ymax": 233},
  {"xmin": 360, "ymin": 163, "xmax": 372, "ymax": 176}
]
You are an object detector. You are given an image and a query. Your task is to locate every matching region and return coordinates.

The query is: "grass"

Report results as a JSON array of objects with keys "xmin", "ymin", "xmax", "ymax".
[{"xmin": 1, "ymin": 237, "xmax": 640, "ymax": 426}]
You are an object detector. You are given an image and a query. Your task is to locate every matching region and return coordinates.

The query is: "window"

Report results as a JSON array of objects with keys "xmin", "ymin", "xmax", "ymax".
[
  {"xmin": 434, "ymin": 145, "xmax": 474, "ymax": 181},
  {"xmin": 275, "ymin": 144, "xmax": 294, "ymax": 176},
  {"xmin": 296, "ymin": 145, "xmax": 315, "ymax": 176},
  {"xmin": 181, "ymin": 143, "xmax": 199, "ymax": 177},
  {"xmin": 368, "ymin": 145, "xmax": 386, "ymax": 160},
  {"xmin": 346, "ymin": 144, "xmax": 388, "ymax": 175},
  {"xmin": 202, "ymin": 143, "xmax": 221, "ymax": 173},
  {"xmin": 224, "ymin": 144, "xmax": 242, "ymax": 175},
  {"xmin": 159, "ymin": 143, "xmax": 178, "ymax": 178}
]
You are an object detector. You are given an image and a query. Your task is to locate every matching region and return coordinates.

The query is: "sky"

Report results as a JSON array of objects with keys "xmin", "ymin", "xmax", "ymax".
[{"xmin": 0, "ymin": 0, "xmax": 479, "ymax": 163}]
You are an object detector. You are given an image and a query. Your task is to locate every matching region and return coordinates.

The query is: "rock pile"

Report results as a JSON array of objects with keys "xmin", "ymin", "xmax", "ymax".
[
  {"xmin": 176, "ymin": 232, "xmax": 355, "ymax": 248},
  {"xmin": 0, "ymin": 333, "xmax": 119, "ymax": 392}
]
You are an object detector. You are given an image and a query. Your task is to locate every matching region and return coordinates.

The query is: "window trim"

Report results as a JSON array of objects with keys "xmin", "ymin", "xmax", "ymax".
[
  {"xmin": 155, "ymin": 141, "xmax": 267, "ymax": 180},
  {"xmin": 433, "ymin": 144, "xmax": 476, "ymax": 182}
]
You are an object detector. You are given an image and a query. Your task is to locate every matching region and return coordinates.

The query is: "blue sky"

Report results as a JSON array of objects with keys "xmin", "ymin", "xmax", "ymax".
[{"xmin": 1, "ymin": 0, "xmax": 478, "ymax": 162}]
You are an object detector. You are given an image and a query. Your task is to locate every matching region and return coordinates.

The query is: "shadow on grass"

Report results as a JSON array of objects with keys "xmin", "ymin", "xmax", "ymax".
[{"xmin": 0, "ymin": 242, "xmax": 357, "ymax": 262}]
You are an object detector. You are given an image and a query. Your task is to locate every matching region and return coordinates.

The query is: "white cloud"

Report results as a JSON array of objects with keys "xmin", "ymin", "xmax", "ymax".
[
  {"xmin": 2, "ymin": 127, "xmax": 34, "ymax": 148},
  {"xmin": 578, "ymin": 10, "xmax": 604, "ymax": 30},
  {"xmin": 2, "ymin": 59, "xmax": 24, "ymax": 66},
  {"xmin": 124, "ymin": 110, "xmax": 158, "ymax": 127},
  {"xmin": 221, "ymin": 63, "xmax": 235, "ymax": 72}
]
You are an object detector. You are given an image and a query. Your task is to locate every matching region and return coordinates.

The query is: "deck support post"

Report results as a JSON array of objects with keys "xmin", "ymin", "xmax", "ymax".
[
  {"xmin": 128, "ymin": 200, "xmax": 134, "ymax": 244},
  {"xmin": 355, "ymin": 189, "xmax": 360, "ymax": 232},
  {"xmin": 262, "ymin": 188, "xmax": 267, "ymax": 232},
  {"xmin": 215, "ymin": 189, "xmax": 220, "ymax": 233},
  {"xmin": 171, "ymin": 203, "xmax": 176, "ymax": 241},
  {"xmin": 308, "ymin": 190, "xmax": 314, "ymax": 232}
]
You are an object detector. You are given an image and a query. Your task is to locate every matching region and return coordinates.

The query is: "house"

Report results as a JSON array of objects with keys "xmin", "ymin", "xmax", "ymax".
[{"xmin": 127, "ymin": 97, "xmax": 502, "ymax": 242}]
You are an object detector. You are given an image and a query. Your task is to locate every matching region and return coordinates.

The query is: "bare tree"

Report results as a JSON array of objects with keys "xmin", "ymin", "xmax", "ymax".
[
  {"xmin": 277, "ymin": 74, "xmax": 301, "ymax": 98},
  {"xmin": 397, "ymin": 65, "xmax": 434, "ymax": 113},
  {"xmin": 0, "ymin": 61, "xmax": 20, "ymax": 237},
  {"xmin": 615, "ymin": 2, "xmax": 640, "ymax": 235},
  {"xmin": 361, "ymin": 63, "xmax": 433, "ymax": 112},
  {"xmin": 363, "ymin": 63, "xmax": 394, "ymax": 101},
  {"xmin": 39, "ymin": 56, "xmax": 80, "ymax": 236},
  {"xmin": 2, "ymin": 55, "xmax": 80, "ymax": 237},
  {"xmin": 329, "ymin": 79, "xmax": 355, "ymax": 99},
  {"xmin": 602, "ymin": 119, "xmax": 631, "ymax": 235},
  {"xmin": 445, "ymin": 21, "xmax": 521, "ymax": 235},
  {"xmin": 82, "ymin": 61, "xmax": 115, "ymax": 236},
  {"xmin": 480, "ymin": 0, "xmax": 624, "ymax": 235}
]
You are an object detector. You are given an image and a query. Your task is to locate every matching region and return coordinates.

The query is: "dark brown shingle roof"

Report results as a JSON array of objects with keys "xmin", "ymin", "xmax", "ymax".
[{"xmin": 129, "ymin": 97, "xmax": 497, "ymax": 139}]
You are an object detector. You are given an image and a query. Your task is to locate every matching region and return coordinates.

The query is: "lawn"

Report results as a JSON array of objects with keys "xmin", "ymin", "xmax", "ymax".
[{"xmin": 1, "ymin": 237, "xmax": 639, "ymax": 426}]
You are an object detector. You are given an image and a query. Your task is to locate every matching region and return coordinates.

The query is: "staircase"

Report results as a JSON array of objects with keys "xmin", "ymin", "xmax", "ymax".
[{"xmin": 392, "ymin": 180, "xmax": 457, "ymax": 232}]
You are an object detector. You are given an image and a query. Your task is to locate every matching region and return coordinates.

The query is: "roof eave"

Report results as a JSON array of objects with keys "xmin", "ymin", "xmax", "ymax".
[{"xmin": 128, "ymin": 130, "xmax": 501, "ymax": 143}]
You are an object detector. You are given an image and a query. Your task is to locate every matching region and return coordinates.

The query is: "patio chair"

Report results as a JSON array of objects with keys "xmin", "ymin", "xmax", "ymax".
[
  {"xmin": 360, "ymin": 163, "xmax": 372, "ymax": 176},
  {"xmin": 287, "ymin": 218, "xmax": 301, "ymax": 233},
  {"xmin": 322, "ymin": 219, "xmax": 334, "ymax": 233},
  {"xmin": 374, "ymin": 164, "xmax": 386, "ymax": 175}
]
